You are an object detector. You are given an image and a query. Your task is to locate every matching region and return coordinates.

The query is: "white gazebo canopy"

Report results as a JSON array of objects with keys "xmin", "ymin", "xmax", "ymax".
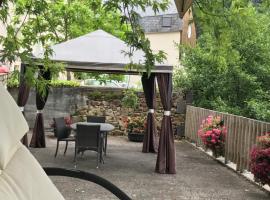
[{"xmin": 33, "ymin": 30, "xmax": 173, "ymax": 74}]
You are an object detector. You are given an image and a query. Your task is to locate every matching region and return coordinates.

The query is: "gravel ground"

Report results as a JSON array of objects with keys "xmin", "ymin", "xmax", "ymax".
[{"xmin": 30, "ymin": 134, "xmax": 269, "ymax": 200}]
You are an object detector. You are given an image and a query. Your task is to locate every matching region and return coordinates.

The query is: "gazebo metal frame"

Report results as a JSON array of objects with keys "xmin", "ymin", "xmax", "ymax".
[{"xmin": 19, "ymin": 29, "xmax": 176, "ymax": 174}]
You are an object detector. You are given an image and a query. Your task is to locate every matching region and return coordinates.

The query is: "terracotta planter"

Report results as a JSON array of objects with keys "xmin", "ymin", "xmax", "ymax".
[{"xmin": 128, "ymin": 132, "xmax": 144, "ymax": 142}]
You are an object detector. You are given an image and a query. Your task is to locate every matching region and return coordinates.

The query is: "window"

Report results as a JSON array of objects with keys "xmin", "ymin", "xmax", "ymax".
[{"xmin": 162, "ymin": 17, "xmax": 172, "ymax": 27}]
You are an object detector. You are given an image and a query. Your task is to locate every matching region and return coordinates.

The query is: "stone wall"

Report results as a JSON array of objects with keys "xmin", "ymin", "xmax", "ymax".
[{"xmin": 8, "ymin": 87, "xmax": 185, "ymax": 135}]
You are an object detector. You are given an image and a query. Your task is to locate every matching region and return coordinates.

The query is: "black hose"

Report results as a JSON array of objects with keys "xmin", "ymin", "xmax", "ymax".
[{"xmin": 44, "ymin": 167, "xmax": 132, "ymax": 200}]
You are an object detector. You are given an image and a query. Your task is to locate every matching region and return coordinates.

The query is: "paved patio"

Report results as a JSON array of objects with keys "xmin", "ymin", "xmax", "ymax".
[{"xmin": 30, "ymin": 135, "xmax": 269, "ymax": 200}]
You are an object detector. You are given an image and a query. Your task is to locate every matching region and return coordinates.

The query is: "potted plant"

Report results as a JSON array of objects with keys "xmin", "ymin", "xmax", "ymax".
[
  {"xmin": 250, "ymin": 133, "xmax": 270, "ymax": 186},
  {"xmin": 124, "ymin": 116, "xmax": 146, "ymax": 142},
  {"xmin": 198, "ymin": 115, "xmax": 227, "ymax": 157}
]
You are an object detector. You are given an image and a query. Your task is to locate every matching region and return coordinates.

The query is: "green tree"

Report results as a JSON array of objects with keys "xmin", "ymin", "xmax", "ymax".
[
  {"xmin": 0, "ymin": 0, "xmax": 168, "ymax": 93},
  {"xmin": 177, "ymin": 0, "xmax": 270, "ymax": 121},
  {"xmin": 38, "ymin": 0, "xmax": 128, "ymax": 42},
  {"xmin": 12, "ymin": 0, "xmax": 129, "ymax": 83}
]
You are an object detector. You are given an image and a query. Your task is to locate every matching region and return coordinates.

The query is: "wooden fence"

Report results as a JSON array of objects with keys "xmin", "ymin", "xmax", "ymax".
[{"xmin": 185, "ymin": 105, "xmax": 270, "ymax": 172}]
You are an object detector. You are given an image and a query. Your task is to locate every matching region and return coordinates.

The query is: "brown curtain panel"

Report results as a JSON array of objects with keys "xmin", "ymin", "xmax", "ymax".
[
  {"xmin": 155, "ymin": 73, "xmax": 176, "ymax": 174},
  {"xmin": 30, "ymin": 67, "xmax": 51, "ymax": 148},
  {"xmin": 17, "ymin": 63, "xmax": 31, "ymax": 147},
  {"xmin": 141, "ymin": 73, "xmax": 158, "ymax": 153}
]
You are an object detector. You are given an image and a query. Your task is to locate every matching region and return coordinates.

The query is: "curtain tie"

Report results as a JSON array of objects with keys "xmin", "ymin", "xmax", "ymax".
[
  {"xmin": 164, "ymin": 111, "xmax": 171, "ymax": 116},
  {"xmin": 37, "ymin": 110, "xmax": 43, "ymax": 114},
  {"xmin": 19, "ymin": 107, "xmax": 24, "ymax": 112},
  {"xmin": 148, "ymin": 109, "xmax": 155, "ymax": 113}
]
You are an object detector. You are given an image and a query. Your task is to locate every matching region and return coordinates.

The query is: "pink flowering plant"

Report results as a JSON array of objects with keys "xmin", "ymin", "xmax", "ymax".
[
  {"xmin": 122, "ymin": 116, "xmax": 146, "ymax": 134},
  {"xmin": 250, "ymin": 133, "xmax": 270, "ymax": 185},
  {"xmin": 198, "ymin": 115, "xmax": 227, "ymax": 157}
]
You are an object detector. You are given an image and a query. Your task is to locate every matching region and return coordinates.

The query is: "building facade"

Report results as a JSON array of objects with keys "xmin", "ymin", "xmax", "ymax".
[
  {"xmin": 139, "ymin": 13, "xmax": 182, "ymax": 66},
  {"xmin": 138, "ymin": 0, "xmax": 196, "ymax": 67}
]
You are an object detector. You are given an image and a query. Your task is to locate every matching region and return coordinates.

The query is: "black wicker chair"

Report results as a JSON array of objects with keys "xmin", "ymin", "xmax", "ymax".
[
  {"xmin": 54, "ymin": 117, "xmax": 75, "ymax": 157},
  {"xmin": 86, "ymin": 116, "xmax": 106, "ymax": 123},
  {"xmin": 75, "ymin": 124, "xmax": 103, "ymax": 168},
  {"xmin": 44, "ymin": 167, "xmax": 131, "ymax": 200},
  {"xmin": 87, "ymin": 116, "xmax": 108, "ymax": 155}
]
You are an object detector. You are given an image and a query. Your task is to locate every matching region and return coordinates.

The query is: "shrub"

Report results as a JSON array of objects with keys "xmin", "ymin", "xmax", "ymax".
[
  {"xmin": 50, "ymin": 80, "xmax": 80, "ymax": 87},
  {"xmin": 103, "ymin": 92, "xmax": 123, "ymax": 101},
  {"xmin": 246, "ymin": 99, "xmax": 270, "ymax": 122},
  {"xmin": 7, "ymin": 75, "xmax": 80, "ymax": 88},
  {"xmin": 250, "ymin": 133, "xmax": 270, "ymax": 185},
  {"xmin": 88, "ymin": 90, "xmax": 124, "ymax": 101},
  {"xmin": 7, "ymin": 70, "xmax": 19, "ymax": 88},
  {"xmin": 178, "ymin": 2, "xmax": 270, "ymax": 122},
  {"xmin": 88, "ymin": 91, "xmax": 103, "ymax": 100},
  {"xmin": 121, "ymin": 89, "xmax": 139, "ymax": 109}
]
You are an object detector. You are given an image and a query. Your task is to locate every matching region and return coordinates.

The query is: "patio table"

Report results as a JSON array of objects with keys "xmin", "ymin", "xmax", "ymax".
[{"xmin": 70, "ymin": 122, "xmax": 115, "ymax": 132}]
